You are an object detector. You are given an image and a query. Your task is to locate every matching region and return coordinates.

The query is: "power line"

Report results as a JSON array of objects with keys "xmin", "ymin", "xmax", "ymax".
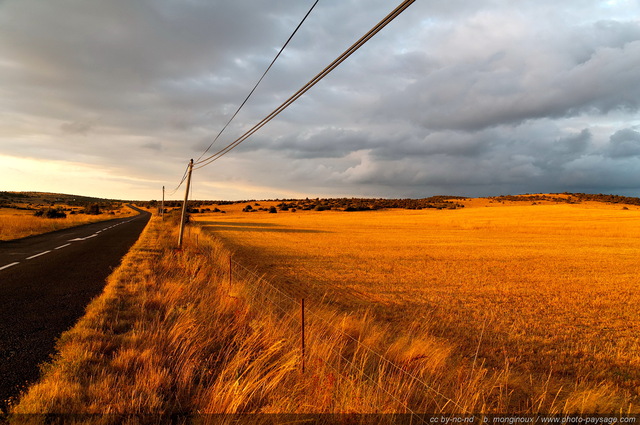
[
  {"xmin": 194, "ymin": 0, "xmax": 320, "ymax": 164},
  {"xmin": 194, "ymin": 0, "xmax": 416, "ymax": 171},
  {"xmin": 167, "ymin": 162, "xmax": 191, "ymax": 196}
]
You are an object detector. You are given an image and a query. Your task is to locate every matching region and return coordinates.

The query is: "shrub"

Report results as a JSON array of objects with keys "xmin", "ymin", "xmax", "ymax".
[
  {"xmin": 166, "ymin": 209, "xmax": 189, "ymax": 225},
  {"xmin": 268, "ymin": 206, "xmax": 277, "ymax": 214},
  {"xmin": 84, "ymin": 204, "xmax": 101, "ymax": 215},
  {"xmin": 34, "ymin": 208, "xmax": 67, "ymax": 219}
]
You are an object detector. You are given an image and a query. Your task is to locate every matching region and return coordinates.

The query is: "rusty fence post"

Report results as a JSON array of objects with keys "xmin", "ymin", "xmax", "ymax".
[
  {"xmin": 229, "ymin": 255, "xmax": 232, "ymax": 294},
  {"xmin": 301, "ymin": 298, "xmax": 306, "ymax": 373}
]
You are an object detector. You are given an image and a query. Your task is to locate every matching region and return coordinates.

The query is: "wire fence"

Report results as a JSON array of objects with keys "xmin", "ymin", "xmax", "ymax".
[{"xmin": 226, "ymin": 256, "xmax": 471, "ymax": 419}]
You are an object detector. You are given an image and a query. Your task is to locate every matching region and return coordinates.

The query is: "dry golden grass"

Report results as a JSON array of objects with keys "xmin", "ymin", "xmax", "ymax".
[
  {"xmin": 0, "ymin": 206, "xmax": 136, "ymax": 241},
  {"xmin": 9, "ymin": 199, "xmax": 640, "ymax": 419},
  {"xmin": 13, "ymin": 217, "xmax": 493, "ymax": 419},
  {"xmin": 192, "ymin": 199, "xmax": 640, "ymax": 413}
]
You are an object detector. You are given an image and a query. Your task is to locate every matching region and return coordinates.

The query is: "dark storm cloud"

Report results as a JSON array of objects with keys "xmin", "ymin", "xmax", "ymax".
[
  {"xmin": 1, "ymin": 0, "xmax": 640, "ymax": 199},
  {"xmin": 380, "ymin": 21, "xmax": 640, "ymax": 132},
  {"xmin": 0, "ymin": 0, "xmax": 313, "ymax": 137},
  {"xmin": 531, "ymin": 129, "xmax": 592, "ymax": 171},
  {"xmin": 270, "ymin": 127, "xmax": 378, "ymax": 160},
  {"xmin": 371, "ymin": 130, "xmax": 494, "ymax": 161},
  {"xmin": 606, "ymin": 128, "xmax": 640, "ymax": 158}
]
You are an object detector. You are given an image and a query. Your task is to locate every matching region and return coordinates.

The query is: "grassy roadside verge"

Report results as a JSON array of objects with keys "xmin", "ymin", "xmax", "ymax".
[
  {"xmin": 9, "ymin": 217, "xmax": 302, "ymax": 416},
  {"xmin": 9, "ymin": 216, "xmax": 634, "ymax": 420}
]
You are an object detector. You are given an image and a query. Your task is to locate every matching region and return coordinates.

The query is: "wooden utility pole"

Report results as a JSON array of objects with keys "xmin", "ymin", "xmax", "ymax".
[
  {"xmin": 161, "ymin": 185, "xmax": 165, "ymax": 220},
  {"xmin": 178, "ymin": 159, "xmax": 194, "ymax": 248}
]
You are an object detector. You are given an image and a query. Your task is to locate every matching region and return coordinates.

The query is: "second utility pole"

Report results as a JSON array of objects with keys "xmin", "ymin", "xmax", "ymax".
[{"xmin": 178, "ymin": 159, "xmax": 194, "ymax": 248}]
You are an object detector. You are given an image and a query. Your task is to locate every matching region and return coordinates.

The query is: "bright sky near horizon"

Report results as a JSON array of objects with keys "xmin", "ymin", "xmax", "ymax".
[{"xmin": 1, "ymin": 0, "xmax": 640, "ymax": 200}]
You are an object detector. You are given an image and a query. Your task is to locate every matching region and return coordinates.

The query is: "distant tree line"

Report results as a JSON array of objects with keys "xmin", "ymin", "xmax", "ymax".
[
  {"xmin": 271, "ymin": 197, "xmax": 467, "ymax": 212},
  {"xmin": 489, "ymin": 193, "xmax": 640, "ymax": 206},
  {"xmin": 153, "ymin": 196, "xmax": 467, "ymax": 214},
  {"xmin": 568, "ymin": 193, "xmax": 640, "ymax": 206}
]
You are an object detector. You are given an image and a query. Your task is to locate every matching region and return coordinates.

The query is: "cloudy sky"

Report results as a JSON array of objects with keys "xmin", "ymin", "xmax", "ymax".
[{"xmin": 1, "ymin": 0, "xmax": 640, "ymax": 200}]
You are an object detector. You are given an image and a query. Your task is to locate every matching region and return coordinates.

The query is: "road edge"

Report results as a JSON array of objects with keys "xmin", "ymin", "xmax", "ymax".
[{"xmin": 3, "ymin": 215, "xmax": 159, "ymax": 415}]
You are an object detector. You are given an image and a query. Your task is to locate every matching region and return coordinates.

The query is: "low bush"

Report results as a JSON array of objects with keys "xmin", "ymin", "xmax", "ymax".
[{"xmin": 34, "ymin": 208, "xmax": 67, "ymax": 219}]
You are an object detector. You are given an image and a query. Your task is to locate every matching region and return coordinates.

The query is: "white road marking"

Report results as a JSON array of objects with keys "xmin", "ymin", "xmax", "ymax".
[
  {"xmin": 1, "ymin": 218, "xmax": 138, "ymax": 269},
  {"xmin": 26, "ymin": 250, "xmax": 51, "ymax": 260},
  {"xmin": 69, "ymin": 232, "xmax": 99, "ymax": 242},
  {"xmin": 64, "ymin": 220, "xmax": 132, "ymax": 242},
  {"xmin": 0, "ymin": 262, "xmax": 20, "ymax": 271}
]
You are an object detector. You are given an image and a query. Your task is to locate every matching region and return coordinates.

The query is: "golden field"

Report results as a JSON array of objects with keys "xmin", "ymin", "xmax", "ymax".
[
  {"xmin": 0, "ymin": 205, "xmax": 136, "ymax": 241},
  {"xmin": 192, "ymin": 198, "xmax": 640, "ymax": 412},
  {"xmin": 9, "ymin": 197, "xmax": 640, "ymax": 417}
]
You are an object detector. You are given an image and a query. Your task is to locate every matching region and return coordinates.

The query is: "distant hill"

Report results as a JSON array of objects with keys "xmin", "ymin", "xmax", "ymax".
[{"xmin": 0, "ymin": 191, "xmax": 119, "ymax": 210}]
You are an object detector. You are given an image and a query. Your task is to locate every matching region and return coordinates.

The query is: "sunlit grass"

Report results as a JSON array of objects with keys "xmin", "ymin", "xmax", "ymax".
[
  {"xmin": 9, "ymin": 199, "xmax": 640, "ymax": 417},
  {"xmin": 0, "ymin": 206, "xmax": 136, "ymax": 241},
  {"xmin": 193, "ymin": 199, "xmax": 640, "ymax": 413},
  {"xmin": 11, "ymin": 218, "xmax": 467, "ymax": 417}
]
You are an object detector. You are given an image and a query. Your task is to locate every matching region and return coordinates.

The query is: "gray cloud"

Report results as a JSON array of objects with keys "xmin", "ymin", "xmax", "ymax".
[
  {"xmin": 1, "ymin": 0, "xmax": 640, "ymax": 199},
  {"xmin": 60, "ymin": 120, "xmax": 94, "ymax": 135},
  {"xmin": 380, "ymin": 20, "xmax": 640, "ymax": 132},
  {"xmin": 606, "ymin": 128, "xmax": 640, "ymax": 158}
]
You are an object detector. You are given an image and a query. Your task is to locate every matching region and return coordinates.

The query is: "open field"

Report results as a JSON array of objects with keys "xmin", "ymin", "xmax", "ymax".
[
  {"xmin": 191, "ymin": 198, "xmax": 640, "ymax": 412},
  {"xmin": 8, "ymin": 197, "xmax": 640, "ymax": 417},
  {"xmin": 0, "ymin": 204, "xmax": 136, "ymax": 241}
]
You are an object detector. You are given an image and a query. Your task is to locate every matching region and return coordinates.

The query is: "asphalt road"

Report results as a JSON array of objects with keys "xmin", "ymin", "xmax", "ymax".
[{"xmin": 0, "ymin": 207, "xmax": 151, "ymax": 412}]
